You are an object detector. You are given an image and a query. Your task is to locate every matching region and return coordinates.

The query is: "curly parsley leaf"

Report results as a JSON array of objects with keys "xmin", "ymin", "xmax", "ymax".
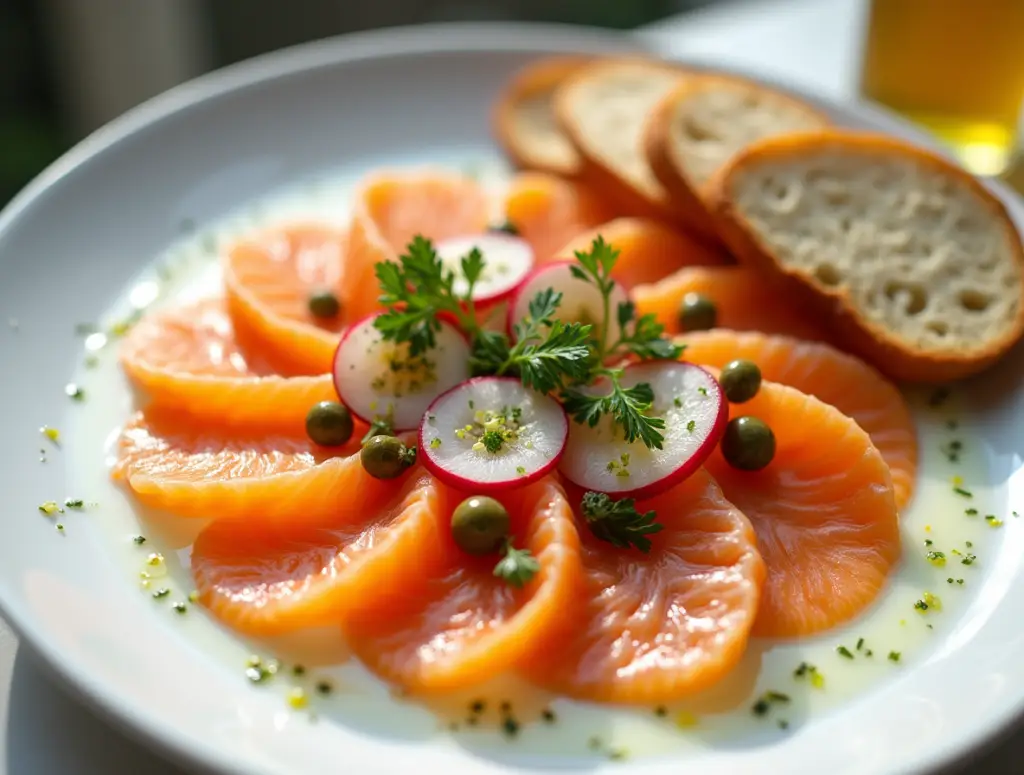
[
  {"xmin": 493, "ymin": 540, "xmax": 540, "ymax": 587},
  {"xmin": 580, "ymin": 491, "xmax": 663, "ymax": 552},
  {"xmin": 562, "ymin": 376, "xmax": 666, "ymax": 449},
  {"xmin": 513, "ymin": 321, "xmax": 593, "ymax": 393}
]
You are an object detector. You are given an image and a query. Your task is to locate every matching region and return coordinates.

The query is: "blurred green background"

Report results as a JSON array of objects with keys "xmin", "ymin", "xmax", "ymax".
[{"xmin": 0, "ymin": 0, "xmax": 717, "ymax": 207}]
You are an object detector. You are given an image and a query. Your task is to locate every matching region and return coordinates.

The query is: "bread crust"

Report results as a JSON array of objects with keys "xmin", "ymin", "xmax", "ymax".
[
  {"xmin": 644, "ymin": 74, "xmax": 830, "ymax": 248},
  {"xmin": 706, "ymin": 130, "xmax": 1024, "ymax": 382},
  {"xmin": 552, "ymin": 57, "xmax": 699, "ymax": 228},
  {"xmin": 492, "ymin": 56, "xmax": 593, "ymax": 176}
]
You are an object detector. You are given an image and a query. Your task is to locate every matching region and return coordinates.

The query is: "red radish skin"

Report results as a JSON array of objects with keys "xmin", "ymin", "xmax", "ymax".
[
  {"xmin": 435, "ymin": 234, "xmax": 534, "ymax": 310},
  {"xmin": 333, "ymin": 313, "xmax": 471, "ymax": 431},
  {"xmin": 508, "ymin": 260, "xmax": 630, "ymax": 337},
  {"xmin": 419, "ymin": 377, "xmax": 568, "ymax": 492},
  {"xmin": 558, "ymin": 361, "xmax": 727, "ymax": 500}
]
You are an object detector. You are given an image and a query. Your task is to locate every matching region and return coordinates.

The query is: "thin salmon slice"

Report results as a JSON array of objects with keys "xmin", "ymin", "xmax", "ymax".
[
  {"xmin": 703, "ymin": 377, "xmax": 901, "ymax": 638},
  {"xmin": 345, "ymin": 172, "xmax": 492, "ymax": 321},
  {"xmin": 503, "ymin": 171, "xmax": 616, "ymax": 263},
  {"xmin": 682, "ymin": 330, "xmax": 917, "ymax": 509},
  {"xmin": 345, "ymin": 477, "xmax": 584, "ymax": 694},
  {"xmin": 634, "ymin": 265, "xmax": 829, "ymax": 341},
  {"xmin": 224, "ymin": 224, "xmax": 347, "ymax": 375},
  {"xmin": 191, "ymin": 471, "xmax": 442, "ymax": 636},
  {"xmin": 119, "ymin": 299, "xmax": 334, "ymax": 434},
  {"xmin": 554, "ymin": 217, "xmax": 730, "ymax": 287},
  {"xmin": 528, "ymin": 470, "xmax": 764, "ymax": 704},
  {"xmin": 112, "ymin": 407, "xmax": 372, "ymax": 520}
]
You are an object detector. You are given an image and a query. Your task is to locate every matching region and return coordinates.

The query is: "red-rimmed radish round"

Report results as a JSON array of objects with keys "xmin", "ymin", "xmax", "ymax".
[
  {"xmin": 435, "ymin": 233, "xmax": 534, "ymax": 308},
  {"xmin": 558, "ymin": 361, "xmax": 726, "ymax": 499},
  {"xmin": 333, "ymin": 313, "xmax": 471, "ymax": 431},
  {"xmin": 419, "ymin": 377, "xmax": 568, "ymax": 492},
  {"xmin": 508, "ymin": 260, "xmax": 628, "ymax": 338}
]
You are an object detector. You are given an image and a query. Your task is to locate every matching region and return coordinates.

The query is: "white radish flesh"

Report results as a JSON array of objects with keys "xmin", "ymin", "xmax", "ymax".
[
  {"xmin": 419, "ymin": 377, "xmax": 568, "ymax": 492},
  {"xmin": 435, "ymin": 233, "xmax": 534, "ymax": 306},
  {"xmin": 333, "ymin": 315, "xmax": 471, "ymax": 431},
  {"xmin": 558, "ymin": 361, "xmax": 726, "ymax": 499},
  {"xmin": 508, "ymin": 260, "xmax": 628, "ymax": 338}
]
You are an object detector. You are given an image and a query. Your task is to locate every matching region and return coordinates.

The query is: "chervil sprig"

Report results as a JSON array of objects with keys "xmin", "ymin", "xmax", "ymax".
[
  {"xmin": 562, "ymin": 375, "xmax": 667, "ymax": 449},
  {"xmin": 493, "ymin": 540, "xmax": 540, "ymax": 587}
]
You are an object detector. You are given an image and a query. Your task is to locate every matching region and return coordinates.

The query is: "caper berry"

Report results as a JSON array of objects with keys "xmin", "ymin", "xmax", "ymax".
[
  {"xmin": 305, "ymin": 401, "xmax": 354, "ymax": 446},
  {"xmin": 360, "ymin": 435, "xmax": 415, "ymax": 479},
  {"xmin": 451, "ymin": 496, "xmax": 510, "ymax": 555},
  {"xmin": 719, "ymin": 359, "xmax": 762, "ymax": 403},
  {"xmin": 489, "ymin": 220, "xmax": 520, "ymax": 236},
  {"xmin": 678, "ymin": 293, "xmax": 717, "ymax": 331},
  {"xmin": 308, "ymin": 290, "xmax": 341, "ymax": 319},
  {"xmin": 721, "ymin": 416, "xmax": 775, "ymax": 471}
]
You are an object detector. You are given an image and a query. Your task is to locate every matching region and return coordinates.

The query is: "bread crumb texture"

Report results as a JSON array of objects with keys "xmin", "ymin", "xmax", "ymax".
[
  {"xmin": 672, "ymin": 85, "xmax": 826, "ymax": 186},
  {"xmin": 511, "ymin": 89, "xmax": 577, "ymax": 171},
  {"xmin": 565, "ymin": 64, "xmax": 681, "ymax": 197},
  {"xmin": 729, "ymin": 151, "xmax": 1022, "ymax": 355}
]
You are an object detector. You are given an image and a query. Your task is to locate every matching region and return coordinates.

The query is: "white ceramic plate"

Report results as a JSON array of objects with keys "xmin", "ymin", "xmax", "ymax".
[{"xmin": 1, "ymin": 22, "xmax": 1023, "ymax": 775}]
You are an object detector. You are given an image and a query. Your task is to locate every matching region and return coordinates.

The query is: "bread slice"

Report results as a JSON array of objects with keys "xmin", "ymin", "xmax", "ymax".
[
  {"xmin": 708, "ymin": 130, "xmax": 1024, "ymax": 382},
  {"xmin": 492, "ymin": 57, "xmax": 591, "ymax": 177},
  {"xmin": 553, "ymin": 58, "xmax": 702, "ymax": 231},
  {"xmin": 644, "ymin": 74, "xmax": 830, "ymax": 238}
]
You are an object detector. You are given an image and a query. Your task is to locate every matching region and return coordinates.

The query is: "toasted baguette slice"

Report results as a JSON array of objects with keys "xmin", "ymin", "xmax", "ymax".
[
  {"xmin": 708, "ymin": 130, "xmax": 1024, "ymax": 382},
  {"xmin": 493, "ymin": 57, "xmax": 592, "ymax": 176},
  {"xmin": 554, "ymin": 58, "xmax": 705, "ymax": 232},
  {"xmin": 644, "ymin": 74, "xmax": 830, "ymax": 236}
]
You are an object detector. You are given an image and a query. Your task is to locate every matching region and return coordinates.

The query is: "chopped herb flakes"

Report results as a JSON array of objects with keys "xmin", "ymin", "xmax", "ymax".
[
  {"xmin": 654, "ymin": 705, "xmax": 668, "ymax": 717},
  {"xmin": 752, "ymin": 691, "xmax": 789, "ymax": 717},
  {"xmin": 836, "ymin": 645, "xmax": 854, "ymax": 659},
  {"xmin": 686, "ymin": 419, "xmax": 696, "ymax": 432},
  {"xmin": 953, "ymin": 487, "xmax": 973, "ymax": 498},
  {"xmin": 64, "ymin": 383, "xmax": 85, "ymax": 401},
  {"xmin": 697, "ymin": 386, "xmax": 708, "ymax": 396},
  {"xmin": 172, "ymin": 602, "xmax": 187, "ymax": 614},
  {"xmin": 888, "ymin": 651, "xmax": 901, "ymax": 662},
  {"xmin": 925, "ymin": 551, "xmax": 946, "ymax": 566},
  {"xmin": 501, "ymin": 717, "xmax": 520, "ymax": 737},
  {"xmin": 132, "ymin": 535, "xmax": 146, "ymax": 545},
  {"xmin": 152, "ymin": 588, "xmax": 170, "ymax": 599},
  {"xmin": 855, "ymin": 637, "xmax": 865, "ymax": 651},
  {"xmin": 292, "ymin": 665, "xmax": 306, "ymax": 677},
  {"xmin": 962, "ymin": 553, "xmax": 977, "ymax": 566},
  {"xmin": 64, "ymin": 498, "xmax": 84, "ymax": 509},
  {"xmin": 778, "ymin": 719, "xmax": 790, "ymax": 730},
  {"xmin": 986, "ymin": 515, "xmax": 1004, "ymax": 527},
  {"xmin": 540, "ymin": 708, "xmax": 556, "ymax": 723},
  {"xmin": 965, "ymin": 508, "xmax": 978, "ymax": 516},
  {"xmin": 55, "ymin": 523, "xmax": 65, "ymax": 533},
  {"xmin": 315, "ymin": 680, "xmax": 332, "ymax": 696},
  {"xmin": 915, "ymin": 592, "xmax": 942, "ymax": 612}
]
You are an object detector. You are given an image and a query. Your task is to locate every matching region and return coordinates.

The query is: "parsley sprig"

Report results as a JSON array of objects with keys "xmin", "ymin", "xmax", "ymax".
[
  {"xmin": 580, "ymin": 491, "xmax": 663, "ymax": 552},
  {"xmin": 372, "ymin": 235, "xmax": 681, "ymax": 451},
  {"xmin": 493, "ymin": 539, "xmax": 540, "ymax": 587}
]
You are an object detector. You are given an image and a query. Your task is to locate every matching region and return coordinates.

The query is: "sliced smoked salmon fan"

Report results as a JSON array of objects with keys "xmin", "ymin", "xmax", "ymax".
[
  {"xmin": 119, "ymin": 298, "xmax": 334, "ymax": 434},
  {"xmin": 529, "ymin": 470, "xmax": 765, "ymax": 705},
  {"xmin": 113, "ymin": 407, "xmax": 372, "ymax": 521},
  {"xmin": 702, "ymin": 376, "xmax": 901, "ymax": 638},
  {"xmin": 682, "ymin": 330, "xmax": 918, "ymax": 509},
  {"xmin": 224, "ymin": 224, "xmax": 348, "ymax": 376}
]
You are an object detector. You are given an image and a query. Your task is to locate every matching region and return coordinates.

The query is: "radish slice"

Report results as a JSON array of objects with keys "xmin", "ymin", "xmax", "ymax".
[
  {"xmin": 558, "ymin": 361, "xmax": 727, "ymax": 499},
  {"xmin": 333, "ymin": 314, "xmax": 471, "ymax": 431},
  {"xmin": 508, "ymin": 260, "xmax": 628, "ymax": 338},
  {"xmin": 419, "ymin": 377, "xmax": 568, "ymax": 492},
  {"xmin": 435, "ymin": 234, "xmax": 534, "ymax": 307}
]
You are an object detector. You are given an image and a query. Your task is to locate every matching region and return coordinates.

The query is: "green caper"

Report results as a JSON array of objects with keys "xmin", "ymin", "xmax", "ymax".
[
  {"xmin": 360, "ymin": 435, "xmax": 415, "ymax": 479},
  {"xmin": 678, "ymin": 293, "xmax": 717, "ymax": 331},
  {"xmin": 305, "ymin": 401, "xmax": 354, "ymax": 447},
  {"xmin": 721, "ymin": 416, "xmax": 775, "ymax": 471},
  {"xmin": 308, "ymin": 290, "xmax": 341, "ymax": 319},
  {"xmin": 451, "ymin": 496, "xmax": 510, "ymax": 555},
  {"xmin": 719, "ymin": 359, "xmax": 762, "ymax": 403},
  {"xmin": 489, "ymin": 220, "xmax": 520, "ymax": 236}
]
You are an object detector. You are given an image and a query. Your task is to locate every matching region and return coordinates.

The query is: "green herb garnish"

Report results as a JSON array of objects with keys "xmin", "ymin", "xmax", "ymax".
[
  {"xmin": 493, "ymin": 540, "xmax": 540, "ymax": 587},
  {"xmin": 580, "ymin": 491, "xmax": 662, "ymax": 552},
  {"xmin": 836, "ymin": 645, "xmax": 854, "ymax": 659}
]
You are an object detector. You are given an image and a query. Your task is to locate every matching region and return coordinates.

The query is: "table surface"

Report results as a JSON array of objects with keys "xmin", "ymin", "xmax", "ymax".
[{"xmin": 3, "ymin": 0, "xmax": 1021, "ymax": 772}]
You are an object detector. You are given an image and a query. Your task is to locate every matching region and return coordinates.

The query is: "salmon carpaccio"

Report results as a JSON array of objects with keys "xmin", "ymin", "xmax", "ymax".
[{"xmin": 112, "ymin": 167, "xmax": 912, "ymax": 703}]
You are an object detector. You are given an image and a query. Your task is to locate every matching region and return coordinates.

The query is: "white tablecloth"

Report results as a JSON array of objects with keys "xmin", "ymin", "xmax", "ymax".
[{"xmin": 2, "ymin": 1, "xmax": 1018, "ymax": 771}]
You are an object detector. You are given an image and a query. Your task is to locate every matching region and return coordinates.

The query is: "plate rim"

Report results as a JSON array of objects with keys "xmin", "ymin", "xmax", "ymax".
[{"xmin": 0, "ymin": 19, "xmax": 1021, "ymax": 775}]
